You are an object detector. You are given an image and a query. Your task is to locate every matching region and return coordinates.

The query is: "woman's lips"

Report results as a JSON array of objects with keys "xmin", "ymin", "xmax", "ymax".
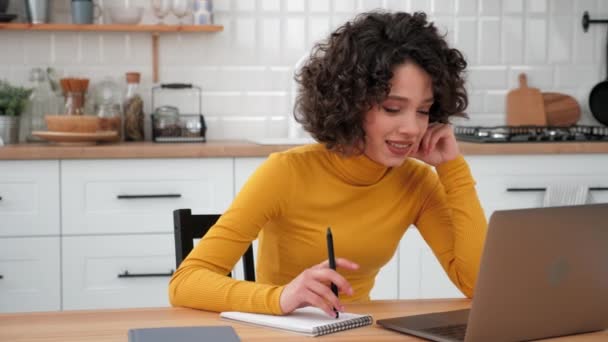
[{"xmin": 386, "ymin": 140, "xmax": 413, "ymax": 156}]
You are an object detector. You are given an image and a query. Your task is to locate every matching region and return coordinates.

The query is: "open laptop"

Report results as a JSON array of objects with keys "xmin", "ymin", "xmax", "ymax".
[{"xmin": 377, "ymin": 203, "xmax": 608, "ymax": 342}]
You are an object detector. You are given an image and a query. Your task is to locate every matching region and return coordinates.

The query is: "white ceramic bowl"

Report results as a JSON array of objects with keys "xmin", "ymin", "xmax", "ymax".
[{"xmin": 107, "ymin": 6, "xmax": 143, "ymax": 25}]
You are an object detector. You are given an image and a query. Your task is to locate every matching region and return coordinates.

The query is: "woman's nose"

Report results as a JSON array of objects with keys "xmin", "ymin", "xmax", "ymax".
[{"xmin": 396, "ymin": 112, "xmax": 421, "ymax": 136}]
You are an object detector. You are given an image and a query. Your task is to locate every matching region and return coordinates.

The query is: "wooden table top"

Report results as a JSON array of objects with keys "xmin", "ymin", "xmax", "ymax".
[
  {"xmin": 1, "ymin": 299, "xmax": 606, "ymax": 341},
  {"xmin": 1, "ymin": 140, "xmax": 608, "ymax": 160}
]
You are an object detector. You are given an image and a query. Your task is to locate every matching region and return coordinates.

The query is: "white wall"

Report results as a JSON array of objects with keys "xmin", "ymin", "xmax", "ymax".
[{"xmin": 1, "ymin": 0, "xmax": 607, "ymax": 140}]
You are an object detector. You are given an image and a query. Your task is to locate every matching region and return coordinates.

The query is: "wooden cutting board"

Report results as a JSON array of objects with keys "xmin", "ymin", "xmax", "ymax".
[
  {"xmin": 542, "ymin": 92, "xmax": 581, "ymax": 126},
  {"xmin": 506, "ymin": 73, "xmax": 547, "ymax": 126}
]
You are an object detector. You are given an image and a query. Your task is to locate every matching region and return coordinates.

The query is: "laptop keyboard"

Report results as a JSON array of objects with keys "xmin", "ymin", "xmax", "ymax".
[{"xmin": 421, "ymin": 324, "xmax": 467, "ymax": 341}]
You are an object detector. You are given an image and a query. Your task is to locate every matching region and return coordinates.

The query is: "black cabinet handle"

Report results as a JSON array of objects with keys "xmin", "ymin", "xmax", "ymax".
[
  {"xmin": 117, "ymin": 270, "xmax": 174, "ymax": 278},
  {"xmin": 507, "ymin": 187, "xmax": 608, "ymax": 192},
  {"xmin": 0, "ymin": 275, "xmax": 3, "ymax": 279},
  {"xmin": 117, "ymin": 194, "xmax": 181, "ymax": 199},
  {"xmin": 161, "ymin": 83, "xmax": 192, "ymax": 89},
  {"xmin": 0, "ymin": 196, "xmax": 2, "ymax": 200}
]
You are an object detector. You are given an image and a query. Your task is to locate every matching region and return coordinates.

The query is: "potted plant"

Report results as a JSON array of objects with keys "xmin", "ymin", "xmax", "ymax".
[{"xmin": 0, "ymin": 80, "xmax": 31, "ymax": 145}]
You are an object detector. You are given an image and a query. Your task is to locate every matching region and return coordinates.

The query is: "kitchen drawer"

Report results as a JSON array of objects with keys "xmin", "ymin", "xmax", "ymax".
[
  {"xmin": 62, "ymin": 234, "xmax": 175, "ymax": 310},
  {"xmin": 0, "ymin": 237, "xmax": 61, "ymax": 313},
  {"xmin": 475, "ymin": 174, "xmax": 608, "ymax": 218},
  {"xmin": 61, "ymin": 158, "xmax": 234, "ymax": 235},
  {"xmin": 0, "ymin": 161, "xmax": 60, "ymax": 237},
  {"xmin": 466, "ymin": 154, "xmax": 608, "ymax": 177}
]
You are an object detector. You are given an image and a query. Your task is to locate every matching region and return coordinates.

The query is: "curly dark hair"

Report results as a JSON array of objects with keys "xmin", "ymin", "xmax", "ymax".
[{"xmin": 294, "ymin": 11, "xmax": 468, "ymax": 151}]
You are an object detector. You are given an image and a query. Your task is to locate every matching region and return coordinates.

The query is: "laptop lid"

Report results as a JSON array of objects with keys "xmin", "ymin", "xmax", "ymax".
[
  {"xmin": 377, "ymin": 204, "xmax": 608, "ymax": 342},
  {"xmin": 466, "ymin": 204, "xmax": 608, "ymax": 341}
]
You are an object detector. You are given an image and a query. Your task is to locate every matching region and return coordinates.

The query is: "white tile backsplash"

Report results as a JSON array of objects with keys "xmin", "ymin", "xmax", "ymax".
[
  {"xmin": 235, "ymin": 0, "xmax": 255, "ymax": 12},
  {"xmin": 548, "ymin": 16, "xmax": 573, "ymax": 64},
  {"xmin": 456, "ymin": 18, "xmax": 478, "ymax": 64},
  {"xmin": 480, "ymin": 0, "xmax": 501, "ymax": 16},
  {"xmin": 410, "ymin": 0, "xmax": 432, "ymax": 13},
  {"xmin": 502, "ymin": 16, "xmax": 523, "ymax": 64},
  {"xmin": 286, "ymin": 0, "xmax": 306, "ymax": 13},
  {"xmin": 434, "ymin": 0, "xmax": 455, "ymax": 15},
  {"xmin": 310, "ymin": 0, "xmax": 330, "ymax": 12},
  {"xmin": 525, "ymin": 17, "xmax": 547, "ymax": 63},
  {"xmin": 457, "ymin": 0, "xmax": 478, "ymax": 16},
  {"xmin": 334, "ymin": 0, "xmax": 358, "ymax": 13},
  {"xmin": 503, "ymin": 0, "xmax": 523, "ymax": 14},
  {"xmin": 1, "ymin": 0, "xmax": 605, "ymax": 138},
  {"xmin": 479, "ymin": 19, "xmax": 501, "ymax": 65}
]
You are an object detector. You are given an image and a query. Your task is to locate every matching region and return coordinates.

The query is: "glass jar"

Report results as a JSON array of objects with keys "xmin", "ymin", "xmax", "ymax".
[
  {"xmin": 21, "ymin": 67, "xmax": 61, "ymax": 142},
  {"xmin": 94, "ymin": 78, "xmax": 123, "ymax": 139},
  {"xmin": 153, "ymin": 105, "xmax": 180, "ymax": 137},
  {"xmin": 123, "ymin": 72, "xmax": 144, "ymax": 141}
]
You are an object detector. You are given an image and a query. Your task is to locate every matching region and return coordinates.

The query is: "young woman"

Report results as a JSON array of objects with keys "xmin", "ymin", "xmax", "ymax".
[{"xmin": 169, "ymin": 11, "xmax": 487, "ymax": 318}]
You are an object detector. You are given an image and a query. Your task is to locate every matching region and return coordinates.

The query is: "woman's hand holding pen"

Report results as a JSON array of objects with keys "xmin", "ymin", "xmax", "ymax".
[
  {"xmin": 411, "ymin": 122, "xmax": 461, "ymax": 167},
  {"xmin": 279, "ymin": 258, "xmax": 359, "ymax": 317}
]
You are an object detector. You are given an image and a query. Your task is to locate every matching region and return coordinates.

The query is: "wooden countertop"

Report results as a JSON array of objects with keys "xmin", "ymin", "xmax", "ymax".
[
  {"xmin": 1, "ymin": 299, "xmax": 606, "ymax": 341},
  {"xmin": 1, "ymin": 140, "xmax": 608, "ymax": 160}
]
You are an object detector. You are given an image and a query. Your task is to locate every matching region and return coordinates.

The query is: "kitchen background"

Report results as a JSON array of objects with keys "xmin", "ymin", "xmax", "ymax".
[{"xmin": 1, "ymin": 0, "xmax": 608, "ymax": 141}]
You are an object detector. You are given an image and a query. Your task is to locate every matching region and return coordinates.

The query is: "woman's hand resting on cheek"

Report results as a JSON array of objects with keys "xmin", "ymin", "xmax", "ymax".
[
  {"xmin": 279, "ymin": 258, "xmax": 359, "ymax": 317},
  {"xmin": 411, "ymin": 123, "xmax": 461, "ymax": 167}
]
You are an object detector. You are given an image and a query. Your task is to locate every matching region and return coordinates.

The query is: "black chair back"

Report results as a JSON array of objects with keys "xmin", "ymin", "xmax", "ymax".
[{"xmin": 173, "ymin": 209, "xmax": 255, "ymax": 282}]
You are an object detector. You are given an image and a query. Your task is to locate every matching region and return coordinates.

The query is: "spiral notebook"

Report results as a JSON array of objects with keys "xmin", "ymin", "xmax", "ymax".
[{"xmin": 220, "ymin": 306, "xmax": 373, "ymax": 337}]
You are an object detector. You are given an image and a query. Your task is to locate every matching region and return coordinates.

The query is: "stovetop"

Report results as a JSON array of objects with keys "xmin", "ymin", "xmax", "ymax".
[{"xmin": 454, "ymin": 125, "xmax": 608, "ymax": 143}]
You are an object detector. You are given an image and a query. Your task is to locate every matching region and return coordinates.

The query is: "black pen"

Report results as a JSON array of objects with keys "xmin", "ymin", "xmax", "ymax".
[{"xmin": 326, "ymin": 227, "xmax": 339, "ymax": 319}]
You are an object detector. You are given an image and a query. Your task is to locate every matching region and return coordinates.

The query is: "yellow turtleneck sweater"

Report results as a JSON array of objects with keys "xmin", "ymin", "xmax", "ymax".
[{"xmin": 169, "ymin": 144, "xmax": 487, "ymax": 315}]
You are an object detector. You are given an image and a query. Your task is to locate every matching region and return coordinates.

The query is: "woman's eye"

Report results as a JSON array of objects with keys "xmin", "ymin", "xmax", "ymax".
[
  {"xmin": 383, "ymin": 107, "xmax": 400, "ymax": 113},
  {"xmin": 417, "ymin": 109, "xmax": 430, "ymax": 115}
]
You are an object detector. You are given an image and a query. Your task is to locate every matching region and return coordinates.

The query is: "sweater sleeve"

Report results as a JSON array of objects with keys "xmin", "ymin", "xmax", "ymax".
[
  {"xmin": 414, "ymin": 155, "xmax": 487, "ymax": 298},
  {"xmin": 168, "ymin": 153, "xmax": 293, "ymax": 314}
]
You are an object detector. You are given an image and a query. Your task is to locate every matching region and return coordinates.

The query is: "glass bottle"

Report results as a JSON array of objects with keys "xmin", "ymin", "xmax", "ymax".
[
  {"xmin": 123, "ymin": 72, "xmax": 145, "ymax": 141},
  {"xmin": 21, "ymin": 67, "xmax": 59, "ymax": 142}
]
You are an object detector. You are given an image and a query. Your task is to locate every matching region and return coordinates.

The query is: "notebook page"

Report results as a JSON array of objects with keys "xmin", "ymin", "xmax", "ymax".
[{"xmin": 220, "ymin": 307, "xmax": 372, "ymax": 336}]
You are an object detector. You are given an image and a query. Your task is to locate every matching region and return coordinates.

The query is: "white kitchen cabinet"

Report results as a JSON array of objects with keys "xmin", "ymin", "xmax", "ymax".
[
  {"xmin": 0, "ymin": 237, "xmax": 61, "ymax": 313},
  {"xmin": 399, "ymin": 228, "xmax": 464, "ymax": 299},
  {"xmin": 61, "ymin": 158, "xmax": 234, "ymax": 235},
  {"xmin": 370, "ymin": 251, "xmax": 400, "ymax": 300},
  {"xmin": 62, "ymin": 234, "xmax": 175, "ymax": 310},
  {"xmin": 0, "ymin": 160, "xmax": 60, "ymax": 237},
  {"xmin": 467, "ymin": 155, "xmax": 608, "ymax": 219}
]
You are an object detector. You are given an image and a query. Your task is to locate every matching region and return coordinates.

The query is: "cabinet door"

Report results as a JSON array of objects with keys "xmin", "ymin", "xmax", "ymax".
[
  {"xmin": 370, "ymin": 250, "xmax": 399, "ymax": 300},
  {"xmin": 62, "ymin": 234, "xmax": 175, "ymax": 310},
  {"xmin": 61, "ymin": 158, "xmax": 233, "ymax": 235},
  {"xmin": 399, "ymin": 228, "xmax": 464, "ymax": 299},
  {"xmin": 0, "ymin": 160, "xmax": 59, "ymax": 236},
  {"xmin": 0, "ymin": 237, "xmax": 60, "ymax": 312}
]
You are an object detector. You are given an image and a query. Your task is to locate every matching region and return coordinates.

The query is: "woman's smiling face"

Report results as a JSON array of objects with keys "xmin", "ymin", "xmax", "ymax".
[{"xmin": 362, "ymin": 62, "xmax": 434, "ymax": 167}]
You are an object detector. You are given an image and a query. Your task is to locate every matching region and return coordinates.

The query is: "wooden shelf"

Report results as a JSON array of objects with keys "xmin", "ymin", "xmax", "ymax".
[
  {"xmin": 0, "ymin": 23, "xmax": 223, "ymax": 82},
  {"xmin": 0, "ymin": 23, "xmax": 223, "ymax": 32}
]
